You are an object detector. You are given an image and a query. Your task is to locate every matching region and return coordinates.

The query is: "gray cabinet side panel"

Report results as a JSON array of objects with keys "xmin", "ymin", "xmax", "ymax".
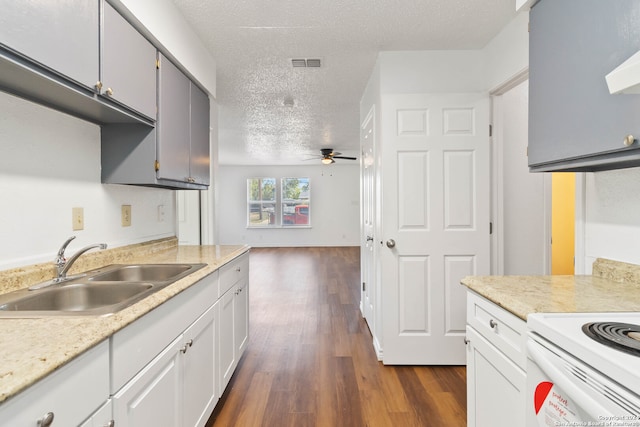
[
  {"xmin": 190, "ymin": 84, "xmax": 211, "ymax": 185},
  {"xmin": 0, "ymin": 0, "xmax": 99, "ymax": 89},
  {"xmin": 157, "ymin": 54, "xmax": 191, "ymax": 183},
  {"xmin": 102, "ymin": 125, "xmax": 157, "ymax": 185},
  {"xmin": 529, "ymin": 0, "xmax": 640, "ymax": 166},
  {"xmin": 102, "ymin": 2, "xmax": 157, "ymax": 119}
]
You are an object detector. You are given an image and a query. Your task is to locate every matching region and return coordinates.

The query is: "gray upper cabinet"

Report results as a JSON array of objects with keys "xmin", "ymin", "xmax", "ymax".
[
  {"xmin": 157, "ymin": 54, "xmax": 192, "ymax": 184},
  {"xmin": 189, "ymin": 83, "xmax": 211, "ymax": 185},
  {"xmin": 529, "ymin": 0, "xmax": 640, "ymax": 172},
  {"xmin": 0, "ymin": 0, "xmax": 99, "ymax": 90},
  {"xmin": 101, "ymin": 54, "xmax": 210, "ymax": 190},
  {"xmin": 157, "ymin": 53, "xmax": 210, "ymax": 187},
  {"xmin": 101, "ymin": 2, "xmax": 157, "ymax": 120}
]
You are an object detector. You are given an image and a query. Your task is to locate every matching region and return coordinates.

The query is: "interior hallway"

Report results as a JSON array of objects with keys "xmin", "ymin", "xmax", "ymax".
[{"xmin": 206, "ymin": 247, "xmax": 466, "ymax": 426}]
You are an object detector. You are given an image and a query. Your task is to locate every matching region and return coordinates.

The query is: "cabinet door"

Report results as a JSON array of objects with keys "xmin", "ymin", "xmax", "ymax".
[
  {"xmin": 466, "ymin": 326, "xmax": 525, "ymax": 427},
  {"xmin": 113, "ymin": 335, "xmax": 183, "ymax": 427},
  {"xmin": 234, "ymin": 279, "xmax": 249, "ymax": 358},
  {"xmin": 218, "ymin": 288, "xmax": 236, "ymax": 396},
  {"xmin": 529, "ymin": 0, "xmax": 640, "ymax": 170},
  {"xmin": 183, "ymin": 303, "xmax": 218, "ymax": 427},
  {"xmin": 102, "ymin": 2, "xmax": 157, "ymax": 119},
  {"xmin": 157, "ymin": 53, "xmax": 191, "ymax": 183},
  {"xmin": 0, "ymin": 0, "xmax": 99, "ymax": 89},
  {"xmin": 79, "ymin": 399, "xmax": 112, "ymax": 427},
  {"xmin": 190, "ymin": 82, "xmax": 211, "ymax": 185}
]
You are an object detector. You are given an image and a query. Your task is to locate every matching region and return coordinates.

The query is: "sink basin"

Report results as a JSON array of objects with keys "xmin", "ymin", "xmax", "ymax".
[
  {"xmin": 0, "ymin": 263, "xmax": 206, "ymax": 317},
  {"xmin": 88, "ymin": 264, "xmax": 199, "ymax": 283},
  {"xmin": 0, "ymin": 282, "xmax": 154, "ymax": 316}
]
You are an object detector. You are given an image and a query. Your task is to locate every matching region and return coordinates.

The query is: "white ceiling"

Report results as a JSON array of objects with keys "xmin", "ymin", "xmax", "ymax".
[{"xmin": 171, "ymin": 0, "xmax": 518, "ymax": 165}]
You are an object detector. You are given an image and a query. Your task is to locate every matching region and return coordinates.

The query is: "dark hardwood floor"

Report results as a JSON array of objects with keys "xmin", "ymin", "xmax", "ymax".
[{"xmin": 206, "ymin": 247, "xmax": 466, "ymax": 427}]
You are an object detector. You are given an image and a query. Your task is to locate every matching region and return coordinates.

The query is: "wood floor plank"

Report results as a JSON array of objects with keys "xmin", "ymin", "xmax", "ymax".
[{"xmin": 206, "ymin": 247, "xmax": 466, "ymax": 426}]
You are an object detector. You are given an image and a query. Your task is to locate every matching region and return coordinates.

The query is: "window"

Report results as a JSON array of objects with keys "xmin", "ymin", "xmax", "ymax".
[
  {"xmin": 246, "ymin": 177, "xmax": 311, "ymax": 227},
  {"xmin": 247, "ymin": 178, "xmax": 276, "ymax": 227},
  {"xmin": 282, "ymin": 177, "xmax": 310, "ymax": 226}
]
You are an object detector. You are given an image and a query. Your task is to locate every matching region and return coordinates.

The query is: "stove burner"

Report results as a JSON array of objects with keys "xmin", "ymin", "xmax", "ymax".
[{"xmin": 582, "ymin": 322, "xmax": 640, "ymax": 356}]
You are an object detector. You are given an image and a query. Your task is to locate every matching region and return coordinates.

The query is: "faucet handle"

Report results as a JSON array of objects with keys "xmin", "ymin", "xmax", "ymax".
[{"xmin": 55, "ymin": 236, "xmax": 76, "ymax": 263}]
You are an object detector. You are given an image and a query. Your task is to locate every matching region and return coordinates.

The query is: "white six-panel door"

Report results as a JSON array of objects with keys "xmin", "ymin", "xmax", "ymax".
[{"xmin": 380, "ymin": 93, "xmax": 490, "ymax": 365}]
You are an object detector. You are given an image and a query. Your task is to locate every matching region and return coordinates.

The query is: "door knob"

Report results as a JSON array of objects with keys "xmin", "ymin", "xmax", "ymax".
[{"xmin": 386, "ymin": 239, "xmax": 396, "ymax": 248}]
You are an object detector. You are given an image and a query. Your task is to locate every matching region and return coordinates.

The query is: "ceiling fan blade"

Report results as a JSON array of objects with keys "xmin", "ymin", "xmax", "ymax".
[{"xmin": 332, "ymin": 156, "xmax": 357, "ymax": 160}]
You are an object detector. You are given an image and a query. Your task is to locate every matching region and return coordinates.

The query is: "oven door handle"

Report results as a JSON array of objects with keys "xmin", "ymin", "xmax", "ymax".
[{"xmin": 527, "ymin": 340, "xmax": 610, "ymax": 420}]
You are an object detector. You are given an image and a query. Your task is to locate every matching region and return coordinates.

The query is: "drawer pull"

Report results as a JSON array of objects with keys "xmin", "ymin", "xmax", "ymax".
[
  {"xmin": 37, "ymin": 412, "xmax": 54, "ymax": 427},
  {"xmin": 489, "ymin": 319, "xmax": 497, "ymax": 329},
  {"xmin": 464, "ymin": 337, "xmax": 470, "ymax": 345},
  {"xmin": 103, "ymin": 421, "xmax": 115, "ymax": 427},
  {"xmin": 180, "ymin": 339, "xmax": 193, "ymax": 354},
  {"xmin": 236, "ymin": 267, "xmax": 241, "ymax": 272}
]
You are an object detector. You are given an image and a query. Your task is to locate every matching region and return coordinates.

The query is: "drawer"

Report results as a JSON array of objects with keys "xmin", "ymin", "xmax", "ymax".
[
  {"xmin": 466, "ymin": 291, "xmax": 527, "ymax": 369},
  {"xmin": 218, "ymin": 252, "xmax": 249, "ymax": 297},
  {"xmin": 0, "ymin": 340, "xmax": 109, "ymax": 427}
]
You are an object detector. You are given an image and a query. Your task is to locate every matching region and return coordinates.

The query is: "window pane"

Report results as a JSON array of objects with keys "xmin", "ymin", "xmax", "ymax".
[
  {"xmin": 248, "ymin": 178, "xmax": 276, "ymax": 227},
  {"xmin": 248, "ymin": 178, "xmax": 276, "ymax": 202},
  {"xmin": 282, "ymin": 177, "xmax": 310, "ymax": 226},
  {"xmin": 248, "ymin": 202, "xmax": 276, "ymax": 227}
]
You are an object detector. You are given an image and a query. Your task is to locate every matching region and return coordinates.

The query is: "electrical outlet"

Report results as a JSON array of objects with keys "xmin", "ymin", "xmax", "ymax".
[
  {"xmin": 72, "ymin": 207, "xmax": 84, "ymax": 231},
  {"xmin": 121, "ymin": 205, "xmax": 131, "ymax": 227}
]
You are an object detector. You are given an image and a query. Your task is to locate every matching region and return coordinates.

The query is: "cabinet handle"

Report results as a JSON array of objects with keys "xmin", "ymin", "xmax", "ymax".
[
  {"xmin": 180, "ymin": 339, "xmax": 193, "ymax": 354},
  {"xmin": 95, "ymin": 81, "xmax": 103, "ymax": 91},
  {"xmin": 103, "ymin": 421, "xmax": 115, "ymax": 427},
  {"xmin": 464, "ymin": 338, "xmax": 470, "ymax": 345},
  {"xmin": 236, "ymin": 267, "xmax": 241, "ymax": 272},
  {"xmin": 624, "ymin": 134, "xmax": 636, "ymax": 146},
  {"xmin": 106, "ymin": 87, "xmax": 114, "ymax": 96},
  {"xmin": 37, "ymin": 412, "xmax": 54, "ymax": 427},
  {"xmin": 489, "ymin": 319, "xmax": 497, "ymax": 329}
]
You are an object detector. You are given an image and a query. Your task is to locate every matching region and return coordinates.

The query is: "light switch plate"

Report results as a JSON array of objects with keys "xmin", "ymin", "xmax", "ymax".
[
  {"xmin": 121, "ymin": 205, "xmax": 131, "ymax": 227},
  {"xmin": 72, "ymin": 207, "xmax": 84, "ymax": 231}
]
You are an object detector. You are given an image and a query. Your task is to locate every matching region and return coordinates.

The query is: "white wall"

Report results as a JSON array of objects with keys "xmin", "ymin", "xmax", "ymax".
[
  {"xmin": 217, "ymin": 164, "xmax": 360, "ymax": 247},
  {"xmin": 582, "ymin": 168, "xmax": 640, "ymax": 270},
  {"xmin": 0, "ymin": 92, "xmax": 175, "ymax": 270},
  {"xmin": 483, "ymin": 11, "xmax": 530, "ymax": 91}
]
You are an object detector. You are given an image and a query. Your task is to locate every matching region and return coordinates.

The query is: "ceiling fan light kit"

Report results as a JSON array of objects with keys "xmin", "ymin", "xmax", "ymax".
[{"xmin": 319, "ymin": 148, "xmax": 357, "ymax": 165}]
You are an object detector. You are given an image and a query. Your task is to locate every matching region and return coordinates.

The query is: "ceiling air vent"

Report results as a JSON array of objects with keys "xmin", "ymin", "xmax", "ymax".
[{"xmin": 291, "ymin": 58, "xmax": 322, "ymax": 68}]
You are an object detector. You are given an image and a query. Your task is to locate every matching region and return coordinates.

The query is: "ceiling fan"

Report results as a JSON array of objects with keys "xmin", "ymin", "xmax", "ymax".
[{"xmin": 318, "ymin": 148, "xmax": 357, "ymax": 165}]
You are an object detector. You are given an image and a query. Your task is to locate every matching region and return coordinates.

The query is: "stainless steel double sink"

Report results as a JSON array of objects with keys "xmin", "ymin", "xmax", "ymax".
[{"xmin": 0, "ymin": 263, "xmax": 206, "ymax": 317}]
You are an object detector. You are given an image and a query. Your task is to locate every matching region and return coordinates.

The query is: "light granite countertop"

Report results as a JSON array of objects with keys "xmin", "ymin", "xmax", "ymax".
[
  {"xmin": 0, "ymin": 238, "xmax": 249, "ymax": 404},
  {"xmin": 462, "ymin": 258, "xmax": 640, "ymax": 321}
]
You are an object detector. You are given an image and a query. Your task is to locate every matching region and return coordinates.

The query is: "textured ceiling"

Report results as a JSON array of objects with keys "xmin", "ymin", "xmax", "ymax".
[{"xmin": 171, "ymin": 0, "xmax": 517, "ymax": 165}]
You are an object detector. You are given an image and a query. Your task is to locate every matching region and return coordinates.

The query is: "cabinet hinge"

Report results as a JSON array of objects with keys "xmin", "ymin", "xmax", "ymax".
[
  {"xmin": 362, "ymin": 282, "xmax": 366, "ymax": 291},
  {"xmin": 490, "ymin": 222, "xmax": 493, "ymax": 235},
  {"xmin": 489, "ymin": 124, "xmax": 493, "ymax": 137},
  {"xmin": 154, "ymin": 160, "xmax": 160, "ymax": 172}
]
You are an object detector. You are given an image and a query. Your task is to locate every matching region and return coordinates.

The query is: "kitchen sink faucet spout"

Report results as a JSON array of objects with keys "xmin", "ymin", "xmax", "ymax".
[{"xmin": 55, "ymin": 236, "xmax": 107, "ymax": 281}]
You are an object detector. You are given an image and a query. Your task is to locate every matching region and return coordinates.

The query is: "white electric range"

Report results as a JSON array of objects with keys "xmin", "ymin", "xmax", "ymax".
[{"xmin": 526, "ymin": 312, "xmax": 640, "ymax": 426}]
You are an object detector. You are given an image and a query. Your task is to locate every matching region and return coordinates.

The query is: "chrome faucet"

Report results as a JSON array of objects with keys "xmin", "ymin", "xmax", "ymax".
[
  {"xmin": 55, "ymin": 236, "xmax": 107, "ymax": 281},
  {"xmin": 30, "ymin": 236, "xmax": 107, "ymax": 290}
]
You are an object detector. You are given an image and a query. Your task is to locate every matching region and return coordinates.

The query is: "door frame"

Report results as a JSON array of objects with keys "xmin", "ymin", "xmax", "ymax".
[{"xmin": 489, "ymin": 68, "xmax": 552, "ymax": 275}]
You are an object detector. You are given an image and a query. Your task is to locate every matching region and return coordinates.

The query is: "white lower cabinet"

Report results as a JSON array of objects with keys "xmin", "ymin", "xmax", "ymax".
[
  {"xmin": 466, "ymin": 291, "xmax": 527, "ymax": 427},
  {"xmin": 0, "ymin": 340, "xmax": 109, "ymax": 427},
  {"xmin": 79, "ymin": 399, "xmax": 113, "ymax": 427},
  {"xmin": 218, "ymin": 271, "xmax": 249, "ymax": 396}
]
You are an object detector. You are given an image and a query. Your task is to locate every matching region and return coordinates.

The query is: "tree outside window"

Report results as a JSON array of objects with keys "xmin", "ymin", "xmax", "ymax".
[
  {"xmin": 247, "ymin": 178, "xmax": 276, "ymax": 227},
  {"xmin": 282, "ymin": 177, "xmax": 310, "ymax": 226}
]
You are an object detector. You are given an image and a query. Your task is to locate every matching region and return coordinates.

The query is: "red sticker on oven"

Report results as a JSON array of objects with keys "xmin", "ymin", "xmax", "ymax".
[
  {"xmin": 534, "ymin": 382, "xmax": 581, "ymax": 426},
  {"xmin": 534, "ymin": 381, "xmax": 553, "ymax": 414}
]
